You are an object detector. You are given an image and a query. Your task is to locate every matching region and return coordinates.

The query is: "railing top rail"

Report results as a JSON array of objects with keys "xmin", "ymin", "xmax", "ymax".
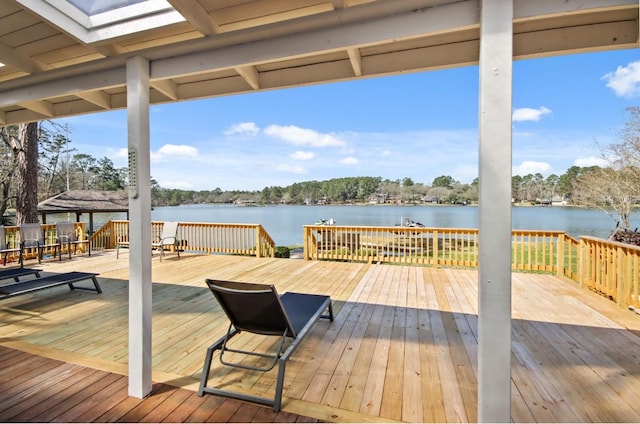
[
  {"xmin": 304, "ymin": 225, "xmax": 479, "ymax": 232},
  {"xmin": 511, "ymin": 229, "xmax": 567, "ymax": 235},
  {"xmin": 581, "ymin": 235, "xmax": 640, "ymax": 251},
  {"xmin": 112, "ymin": 219, "xmax": 263, "ymax": 228}
]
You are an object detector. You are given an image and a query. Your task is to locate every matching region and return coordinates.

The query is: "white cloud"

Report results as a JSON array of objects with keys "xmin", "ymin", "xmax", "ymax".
[
  {"xmin": 264, "ymin": 124, "xmax": 346, "ymax": 147},
  {"xmin": 151, "ymin": 144, "xmax": 199, "ymax": 162},
  {"xmin": 513, "ymin": 160, "xmax": 553, "ymax": 176},
  {"xmin": 512, "ymin": 107, "xmax": 552, "ymax": 122},
  {"xmin": 290, "ymin": 151, "xmax": 315, "ymax": 160},
  {"xmin": 573, "ymin": 156, "xmax": 609, "ymax": 168},
  {"xmin": 602, "ymin": 61, "xmax": 640, "ymax": 98},
  {"xmin": 157, "ymin": 144, "xmax": 198, "ymax": 156},
  {"xmin": 339, "ymin": 156, "xmax": 359, "ymax": 165},
  {"xmin": 273, "ymin": 164, "xmax": 308, "ymax": 174},
  {"xmin": 224, "ymin": 122, "xmax": 260, "ymax": 136},
  {"xmin": 109, "ymin": 148, "xmax": 128, "ymax": 159}
]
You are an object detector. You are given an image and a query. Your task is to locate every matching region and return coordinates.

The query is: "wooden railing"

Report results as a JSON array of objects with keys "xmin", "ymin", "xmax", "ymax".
[
  {"xmin": 90, "ymin": 220, "xmax": 275, "ymax": 258},
  {"xmin": 580, "ymin": 236, "xmax": 640, "ymax": 309},
  {"xmin": 3, "ymin": 220, "xmax": 636, "ymax": 311},
  {"xmin": 304, "ymin": 226, "xmax": 577, "ymax": 275},
  {"xmin": 1, "ymin": 223, "xmax": 88, "ymax": 264}
]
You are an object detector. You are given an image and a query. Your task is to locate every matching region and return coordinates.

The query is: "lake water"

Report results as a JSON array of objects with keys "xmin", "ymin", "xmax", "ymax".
[
  {"xmin": 48, "ymin": 204, "xmax": 633, "ymax": 246},
  {"xmin": 146, "ymin": 204, "xmax": 633, "ymax": 246}
]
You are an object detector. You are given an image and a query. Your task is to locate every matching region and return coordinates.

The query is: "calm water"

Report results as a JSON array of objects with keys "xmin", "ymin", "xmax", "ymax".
[
  {"xmin": 46, "ymin": 204, "xmax": 633, "ymax": 246},
  {"xmin": 147, "ymin": 204, "xmax": 632, "ymax": 246}
]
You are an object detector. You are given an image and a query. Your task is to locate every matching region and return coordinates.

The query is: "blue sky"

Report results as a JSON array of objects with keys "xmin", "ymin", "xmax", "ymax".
[{"xmin": 57, "ymin": 48, "xmax": 640, "ymax": 191}]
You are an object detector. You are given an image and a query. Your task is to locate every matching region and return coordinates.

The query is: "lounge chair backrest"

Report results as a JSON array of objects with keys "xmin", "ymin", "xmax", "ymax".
[
  {"xmin": 205, "ymin": 279, "xmax": 297, "ymax": 338},
  {"xmin": 56, "ymin": 222, "xmax": 78, "ymax": 243},
  {"xmin": 20, "ymin": 223, "xmax": 43, "ymax": 248}
]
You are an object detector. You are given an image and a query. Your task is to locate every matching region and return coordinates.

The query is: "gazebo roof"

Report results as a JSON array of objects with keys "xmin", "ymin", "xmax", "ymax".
[{"xmin": 38, "ymin": 190, "xmax": 128, "ymax": 214}]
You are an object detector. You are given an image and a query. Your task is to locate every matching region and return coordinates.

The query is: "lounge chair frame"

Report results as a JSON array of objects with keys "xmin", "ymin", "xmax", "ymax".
[
  {"xmin": 198, "ymin": 279, "xmax": 333, "ymax": 412},
  {"xmin": 0, "ymin": 267, "xmax": 41, "ymax": 283},
  {"xmin": 0, "ymin": 271, "xmax": 101, "ymax": 300}
]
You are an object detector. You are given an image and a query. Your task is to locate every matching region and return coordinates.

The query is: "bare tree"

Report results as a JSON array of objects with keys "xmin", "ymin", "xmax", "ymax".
[
  {"xmin": 572, "ymin": 108, "xmax": 640, "ymax": 230},
  {"xmin": 573, "ymin": 166, "xmax": 640, "ymax": 228}
]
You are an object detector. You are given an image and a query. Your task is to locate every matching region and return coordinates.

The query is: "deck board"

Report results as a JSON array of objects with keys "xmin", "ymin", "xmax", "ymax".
[{"xmin": 1, "ymin": 251, "xmax": 640, "ymax": 422}]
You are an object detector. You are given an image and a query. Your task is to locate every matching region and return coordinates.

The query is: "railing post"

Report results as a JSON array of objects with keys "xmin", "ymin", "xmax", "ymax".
[
  {"xmin": 556, "ymin": 234, "xmax": 565, "ymax": 278},
  {"xmin": 579, "ymin": 238, "xmax": 587, "ymax": 290},
  {"xmin": 616, "ymin": 245, "xmax": 625, "ymax": 307},
  {"xmin": 433, "ymin": 230, "xmax": 439, "ymax": 267},
  {"xmin": 303, "ymin": 227, "xmax": 309, "ymax": 261},
  {"xmin": 255, "ymin": 227, "xmax": 262, "ymax": 258}
]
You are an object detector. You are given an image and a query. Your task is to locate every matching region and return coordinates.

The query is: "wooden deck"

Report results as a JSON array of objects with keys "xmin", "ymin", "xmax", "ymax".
[{"xmin": 1, "ymin": 250, "xmax": 640, "ymax": 422}]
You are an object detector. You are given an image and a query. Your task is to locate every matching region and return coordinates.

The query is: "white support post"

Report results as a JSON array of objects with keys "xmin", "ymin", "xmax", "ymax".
[
  {"xmin": 477, "ymin": 0, "xmax": 513, "ymax": 422},
  {"xmin": 126, "ymin": 55, "xmax": 153, "ymax": 398}
]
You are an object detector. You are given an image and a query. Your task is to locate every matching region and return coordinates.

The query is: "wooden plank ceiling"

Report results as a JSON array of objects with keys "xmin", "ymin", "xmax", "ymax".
[{"xmin": 0, "ymin": 0, "xmax": 638, "ymax": 126}]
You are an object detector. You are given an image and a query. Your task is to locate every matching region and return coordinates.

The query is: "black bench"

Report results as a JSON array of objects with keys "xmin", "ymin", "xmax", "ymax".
[
  {"xmin": 0, "ymin": 272, "xmax": 102, "ymax": 300},
  {"xmin": 0, "ymin": 267, "xmax": 42, "ymax": 283}
]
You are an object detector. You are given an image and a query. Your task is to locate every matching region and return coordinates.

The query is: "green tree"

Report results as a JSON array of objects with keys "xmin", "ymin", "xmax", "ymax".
[
  {"xmin": 92, "ymin": 157, "xmax": 125, "ymax": 190},
  {"xmin": 432, "ymin": 175, "xmax": 455, "ymax": 189},
  {"xmin": 70, "ymin": 153, "xmax": 97, "ymax": 190}
]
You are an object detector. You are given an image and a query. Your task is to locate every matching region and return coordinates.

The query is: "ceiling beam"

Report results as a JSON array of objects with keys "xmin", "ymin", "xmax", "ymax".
[
  {"xmin": 0, "ymin": 67, "xmax": 125, "ymax": 108},
  {"xmin": 17, "ymin": 100, "xmax": 54, "ymax": 117},
  {"xmin": 167, "ymin": 0, "xmax": 220, "ymax": 35},
  {"xmin": 347, "ymin": 47, "xmax": 362, "ymax": 76},
  {"xmin": 0, "ymin": 0, "xmax": 637, "ymax": 119},
  {"xmin": 151, "ymin": 1, "xmax": 480, "ymax": 80},
  {"xmin": 76, "ymin": 90, "xmax": 111, "ymax": 109},
  {"xmin": 151, "ymin": 79, "xmax": 178, "ymax": 100},
  {"xmin": 0, "ymin": 41, "xmax": 49, "ymax": 74},
  {"xmin": 514, "ymin": 0, "xmax": 636, "ymax": 19},
  {"xmin": 235, "ymin": 66, "xmax": 260, "ymax": 89}
]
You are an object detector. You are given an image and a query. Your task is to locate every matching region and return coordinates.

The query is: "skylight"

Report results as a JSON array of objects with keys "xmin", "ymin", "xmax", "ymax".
[
  {"xmin": 65, "ymin": 0, "xmax": 148, "ymax": 16},
  {"xmin": 16, "ymin": 0, "xmax": 184, "ymax": 43}
]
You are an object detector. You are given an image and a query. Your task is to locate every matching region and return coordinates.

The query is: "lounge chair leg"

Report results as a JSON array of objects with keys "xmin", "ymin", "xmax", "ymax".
[
  {"xmin": 273, "ymin": 358, "xmax": 287, "ymax": 412},
  {"xmin": 198, "ymin": 344, "xmax": 217, "ymax": 396}
]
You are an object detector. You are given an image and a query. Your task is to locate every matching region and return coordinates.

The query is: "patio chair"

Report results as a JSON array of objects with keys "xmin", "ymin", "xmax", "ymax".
[
  {"xmin": 115, "ymin": 223, "xmax": 129, "ymax": 259},
  {"xmin": 152, "ymin": 221, "xmax": 180, "ymax": 261},
  {"xmin": 20, "ymin": 223, "xmax": 60, "ymax": 264},
  {"xmin": 198, "ymin": 279, "xmax": 333, "ymax": 412},
  {"xmin": 56, "ymin": 222, "xmax": 91, "ymax": 260},
  {"xmin": 0, "ymin": 226, "xmax": 22, "ymax": 266}
]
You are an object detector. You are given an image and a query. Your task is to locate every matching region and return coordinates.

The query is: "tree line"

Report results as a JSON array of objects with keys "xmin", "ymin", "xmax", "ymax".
[{"xmin": 2, "ymin": 107, "xmax": 640, "ymax": 229}]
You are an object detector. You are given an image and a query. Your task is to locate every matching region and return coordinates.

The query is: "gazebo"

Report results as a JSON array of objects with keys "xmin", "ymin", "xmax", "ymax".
[
  {"xmin": 1, "ymin": 1, "xmax": 638, "ymax": 421},
  {"xmin": 38, "ymin": 190, "xmax": 129, "ymax": 234}
]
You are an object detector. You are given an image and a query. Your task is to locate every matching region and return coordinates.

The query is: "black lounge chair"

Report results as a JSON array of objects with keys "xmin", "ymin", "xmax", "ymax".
[
  {"xmin": 198, "ymin": 279, "xmax": 333, "ymax": 412},
  {"xmin": 0, "ymin": 267, "xmax": 41, "ymax": 283},
  {"xmin": 0, "ymin": 271, "xmax": 101, "ymax": 300}
]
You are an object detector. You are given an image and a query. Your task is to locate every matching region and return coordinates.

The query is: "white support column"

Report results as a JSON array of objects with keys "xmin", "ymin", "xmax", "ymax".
[
  {"xmin": 477, "ymin": 0, "xmax": 513, "ymax": 422},
  {"xmin": 126, "ymin": 55, "xmax": 153, "ymax": 398}
]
